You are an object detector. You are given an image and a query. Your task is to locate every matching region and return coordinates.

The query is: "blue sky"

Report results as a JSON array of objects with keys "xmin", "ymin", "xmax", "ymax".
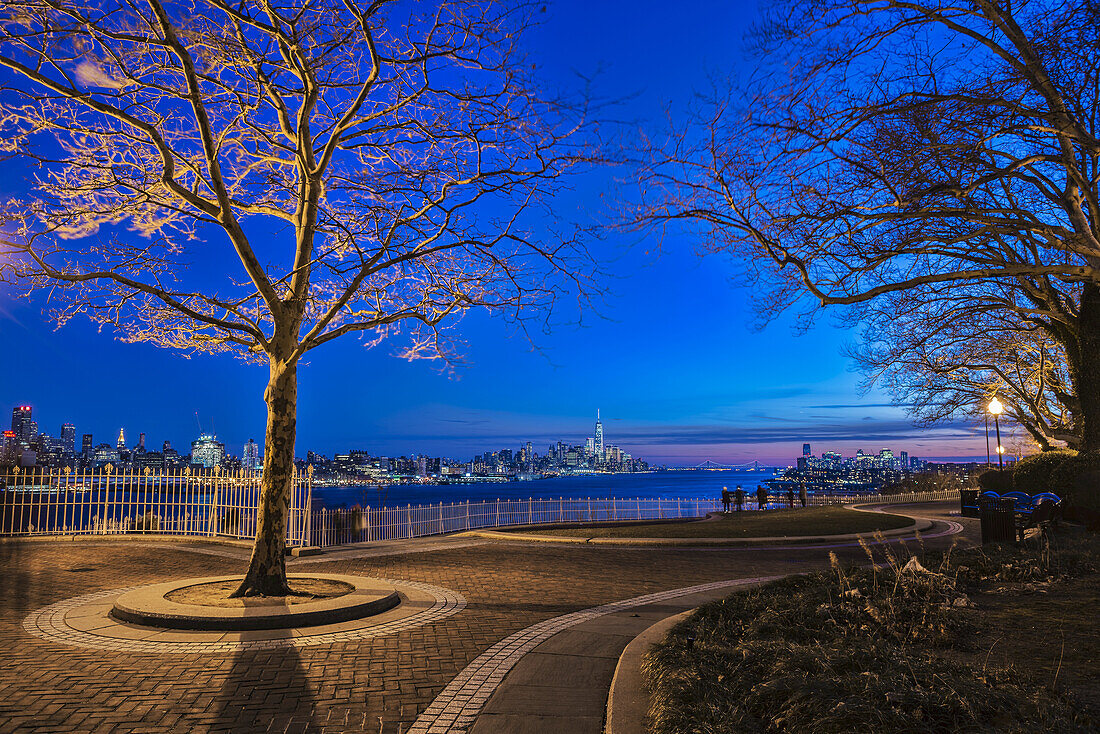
[{"xmin": 0, "ymin": 0, "xmax": 1002, "ymax": 464}]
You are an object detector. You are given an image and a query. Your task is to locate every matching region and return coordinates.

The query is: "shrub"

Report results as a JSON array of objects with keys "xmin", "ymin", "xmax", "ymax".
[
  {"xmin": 976, "ymin": 469, "xmax": 1014, "ymax": 493},
  {"xmin": 1048, "ymin": 452, "xmax": 1100, "ymax": 511},
  {"xmin": 642, "ymin": 535, "xmax": 1097, "ymax": 734},
  {"xmin": 1012, "ymin": 450, "xmax": 1076, "ymax": 495},
  {"xmin": 933, "ymin": 532, "xmax": 1099, "ymax": 588}
]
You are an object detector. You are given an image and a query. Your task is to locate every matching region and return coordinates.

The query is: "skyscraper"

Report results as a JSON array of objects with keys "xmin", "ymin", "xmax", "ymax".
[
  {"xmin": 243, "ymin": 439, "xmax": 260, "ymax": 471},
  {"xmin": 116, "ymin": 428, "xmax": 126, "ymax": 450},
  {"xmin": 11, "ymin": 406, "xmax": 31, "ymax": 440},
  {"xmin": 137, "ymin": 432, "xmax": 146, "ymax": 451},
  {"xmin": 81, "ymin": 433, "xmax": 93, "ymax": 458},
  {"xmin": 61, "ymin": 423, "xmax": 76, "ymax": 455},
  {"xmin": 60, "ymin": 423, "xmax": 76, "ymax": 466},
  {"xmin": 594, "ymin": 410, "xmax": 604, "ymax": 460},
  {"xmin": 1, "ymin": 431, "xmax": 16, "ymax": 465},
  {"xmin": 803, "ymin": 443, "xmax": 811, "ymax": 456}
]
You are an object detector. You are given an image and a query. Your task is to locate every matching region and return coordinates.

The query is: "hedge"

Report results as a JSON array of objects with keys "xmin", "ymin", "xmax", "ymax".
[
  {"xmin": 1048, "ymin": 453, "xmax": 1100, "ymax": 512},
  {"xmin": 1013, "ymin": 450, "xmax": 1077, "ymax": 495}
]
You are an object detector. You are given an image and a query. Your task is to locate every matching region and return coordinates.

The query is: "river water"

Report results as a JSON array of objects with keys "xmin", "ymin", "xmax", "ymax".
[{"xmin": 311, "ymin": 469, "xmax": 782, "ymax": 509}]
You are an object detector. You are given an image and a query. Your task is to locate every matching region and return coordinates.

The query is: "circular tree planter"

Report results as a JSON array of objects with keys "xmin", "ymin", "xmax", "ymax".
[{"xmin": 110, "ymin": 574, "xmax": 400, "ymax": 631}]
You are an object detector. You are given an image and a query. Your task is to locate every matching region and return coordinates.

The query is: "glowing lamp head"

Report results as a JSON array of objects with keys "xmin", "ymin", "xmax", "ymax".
[{"xmin": 988, "ymin": 397, "xmax": 1004, "ymax": 415}]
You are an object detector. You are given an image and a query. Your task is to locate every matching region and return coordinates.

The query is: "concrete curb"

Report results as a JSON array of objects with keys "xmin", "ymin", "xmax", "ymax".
[
  {"xmin": 604, "ymin": 609, "xmax": 691, "ymax": 734},
  {"xmin": 110, "ymin": 573, "xmax": 401, "ymax": 631},
  {"xmin": 461, "ymin": 517, "xmax": 930, "ymax": 546}
]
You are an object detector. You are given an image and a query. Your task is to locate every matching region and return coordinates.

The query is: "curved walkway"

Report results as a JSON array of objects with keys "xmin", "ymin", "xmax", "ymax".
[
  {"xmin": 1, "ymin": 500, "xmax": 973, "ymax": 733},
  {"xmin": 412, "ymin": 507, "xmax": 967, "ymax": 733}
]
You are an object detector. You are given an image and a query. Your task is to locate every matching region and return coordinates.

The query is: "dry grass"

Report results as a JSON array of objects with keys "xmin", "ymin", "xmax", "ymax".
[{"xmin": 643, "ymin": 530, "xmax": 1099, "ymax": 733}]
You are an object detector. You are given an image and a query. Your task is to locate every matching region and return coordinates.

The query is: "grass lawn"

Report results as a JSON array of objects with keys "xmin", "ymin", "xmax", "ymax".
[
  {"xmin": 643, "ymin": 530, "xmax": 1099, "ymax": 733},
  {"xmin": 510, "ymin": 506, "xmax": 913, "ymax": 539}
]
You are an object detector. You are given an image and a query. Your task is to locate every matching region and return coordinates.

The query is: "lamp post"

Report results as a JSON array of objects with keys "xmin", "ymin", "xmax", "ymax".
[
  {"xmin": 985, "ymin": 413, "xmax": 991, "ymax": 467},
  {"xmin": 988, "ymin": 397, "xmax": 1005, "ymax": 470}
]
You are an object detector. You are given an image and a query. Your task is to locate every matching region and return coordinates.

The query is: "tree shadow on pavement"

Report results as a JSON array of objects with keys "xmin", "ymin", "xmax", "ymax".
[
  {"xmin": 0, "ymin": 542, "xmax": 29, "ymax": 614},
  {"xmin": 213, "ymin": 643, "xmax": 320, "ymax": 733}
]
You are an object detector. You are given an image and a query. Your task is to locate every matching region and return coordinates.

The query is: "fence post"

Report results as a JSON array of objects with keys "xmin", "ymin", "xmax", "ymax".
[{"xmin": 305, "ymin": 470, "xmax": 313, "ymax": 546}]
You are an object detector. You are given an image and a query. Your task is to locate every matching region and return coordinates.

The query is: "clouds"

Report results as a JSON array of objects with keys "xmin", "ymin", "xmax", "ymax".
[{"xmin": 597, "ymin": 418, "xmax": 975, "ymax": 446}]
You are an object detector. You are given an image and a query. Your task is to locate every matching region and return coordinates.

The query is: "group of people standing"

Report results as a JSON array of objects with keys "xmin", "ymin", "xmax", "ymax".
[{"xmin": 721, "ymin": 483, "xmax": 807, "ymax": 512}]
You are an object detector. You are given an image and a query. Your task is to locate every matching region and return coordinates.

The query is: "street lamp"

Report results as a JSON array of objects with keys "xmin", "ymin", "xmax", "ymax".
[{"xmin": 988, "ymin": 397, "xmax": 1005, "ymax": 470}]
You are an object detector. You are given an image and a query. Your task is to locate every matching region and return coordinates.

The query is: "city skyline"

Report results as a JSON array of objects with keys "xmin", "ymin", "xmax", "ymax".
[{"xmin": 1, "ymin": 399, "xmax": 1006, "ymax": 468}]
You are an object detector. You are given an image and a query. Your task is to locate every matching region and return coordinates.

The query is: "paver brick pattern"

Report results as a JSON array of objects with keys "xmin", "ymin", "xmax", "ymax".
[{"xmin": 0, "ymin": 509, "xmax": 971, "ymax": 733}]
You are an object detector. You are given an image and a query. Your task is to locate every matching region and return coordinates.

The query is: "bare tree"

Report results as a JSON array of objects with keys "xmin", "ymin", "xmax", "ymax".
[
  {"xmin": 850, "ymin": 284, "xmax": 1079, "ymax": 451},
  {"xmin": 625, "ymin": 0, "xmax": 1100, "ymax": 451},
  {"xmin": 0, "ymin": 0, "xmax": 600, "ymax": 595}
]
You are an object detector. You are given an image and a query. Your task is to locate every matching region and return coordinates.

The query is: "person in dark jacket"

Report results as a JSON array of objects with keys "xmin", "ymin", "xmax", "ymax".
[{"xmin": 721, "ymin": 486, "xmax": 731, "ymax": 512}]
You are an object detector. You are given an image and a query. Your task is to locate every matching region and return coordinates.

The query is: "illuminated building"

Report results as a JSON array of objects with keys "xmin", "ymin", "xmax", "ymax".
[
  {"xmin": 61, "ymin": 423, "xmax": 76, "ymax": 456},
  {"xmin": 243, "ymin": 439, "xmax": 260, "ymax": 471},
  {"xmin": 1, "ymin": 431, "xmax": 16, "ymax": 465},
  {"xmin": 190, "ymin": 433, "xmax": 226, "ymax": 468},
  {"xmin": 93, "ymin": 443, "xmax": 120, "ymax": 466},
  {"xmin": 10, "ymin": 406, "xmax": 31, "ymax": 442},
  {"xmin": 594, "ymin": 410, "xmax": 604, "ymax": 461}
]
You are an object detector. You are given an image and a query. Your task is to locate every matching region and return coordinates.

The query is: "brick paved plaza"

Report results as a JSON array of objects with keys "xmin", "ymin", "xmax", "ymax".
[{"xmin": 0, "ymin": 504, "xmax": 973, "ymax": 733}]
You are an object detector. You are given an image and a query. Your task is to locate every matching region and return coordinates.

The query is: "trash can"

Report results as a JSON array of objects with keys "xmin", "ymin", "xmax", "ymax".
[
  {"xmin": 980, "ymin": 496, "xmax": 1015, "ymax": 544},
  {"xmin": 960, "ymin": 489, "xmax": 979, "ymax": 518}
]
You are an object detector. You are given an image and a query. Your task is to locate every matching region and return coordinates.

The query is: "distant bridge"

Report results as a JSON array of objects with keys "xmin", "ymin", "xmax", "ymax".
[{"xmin": 693, "ymin": 459, "xmax": 762, "ymax": 470}]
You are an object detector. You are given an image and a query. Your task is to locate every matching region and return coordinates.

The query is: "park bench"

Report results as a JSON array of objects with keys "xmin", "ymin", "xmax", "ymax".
[
  {"xmin": 1014, "ymin": 497, "xmax": 1059, "ymax": 542},
  {"xmin": 975, "ymin": 490, "xmax": 1062, "ymax": 544}
]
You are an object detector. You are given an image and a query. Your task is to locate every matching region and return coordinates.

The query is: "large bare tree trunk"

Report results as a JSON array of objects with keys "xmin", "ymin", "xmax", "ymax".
[
  {"xmin": 232, "ymin": 358, "xmax": 298, "ymax": 597},
  {"xmin": 1075, "ymin": 282, "xmax": 1100, "ymax": 455}
]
